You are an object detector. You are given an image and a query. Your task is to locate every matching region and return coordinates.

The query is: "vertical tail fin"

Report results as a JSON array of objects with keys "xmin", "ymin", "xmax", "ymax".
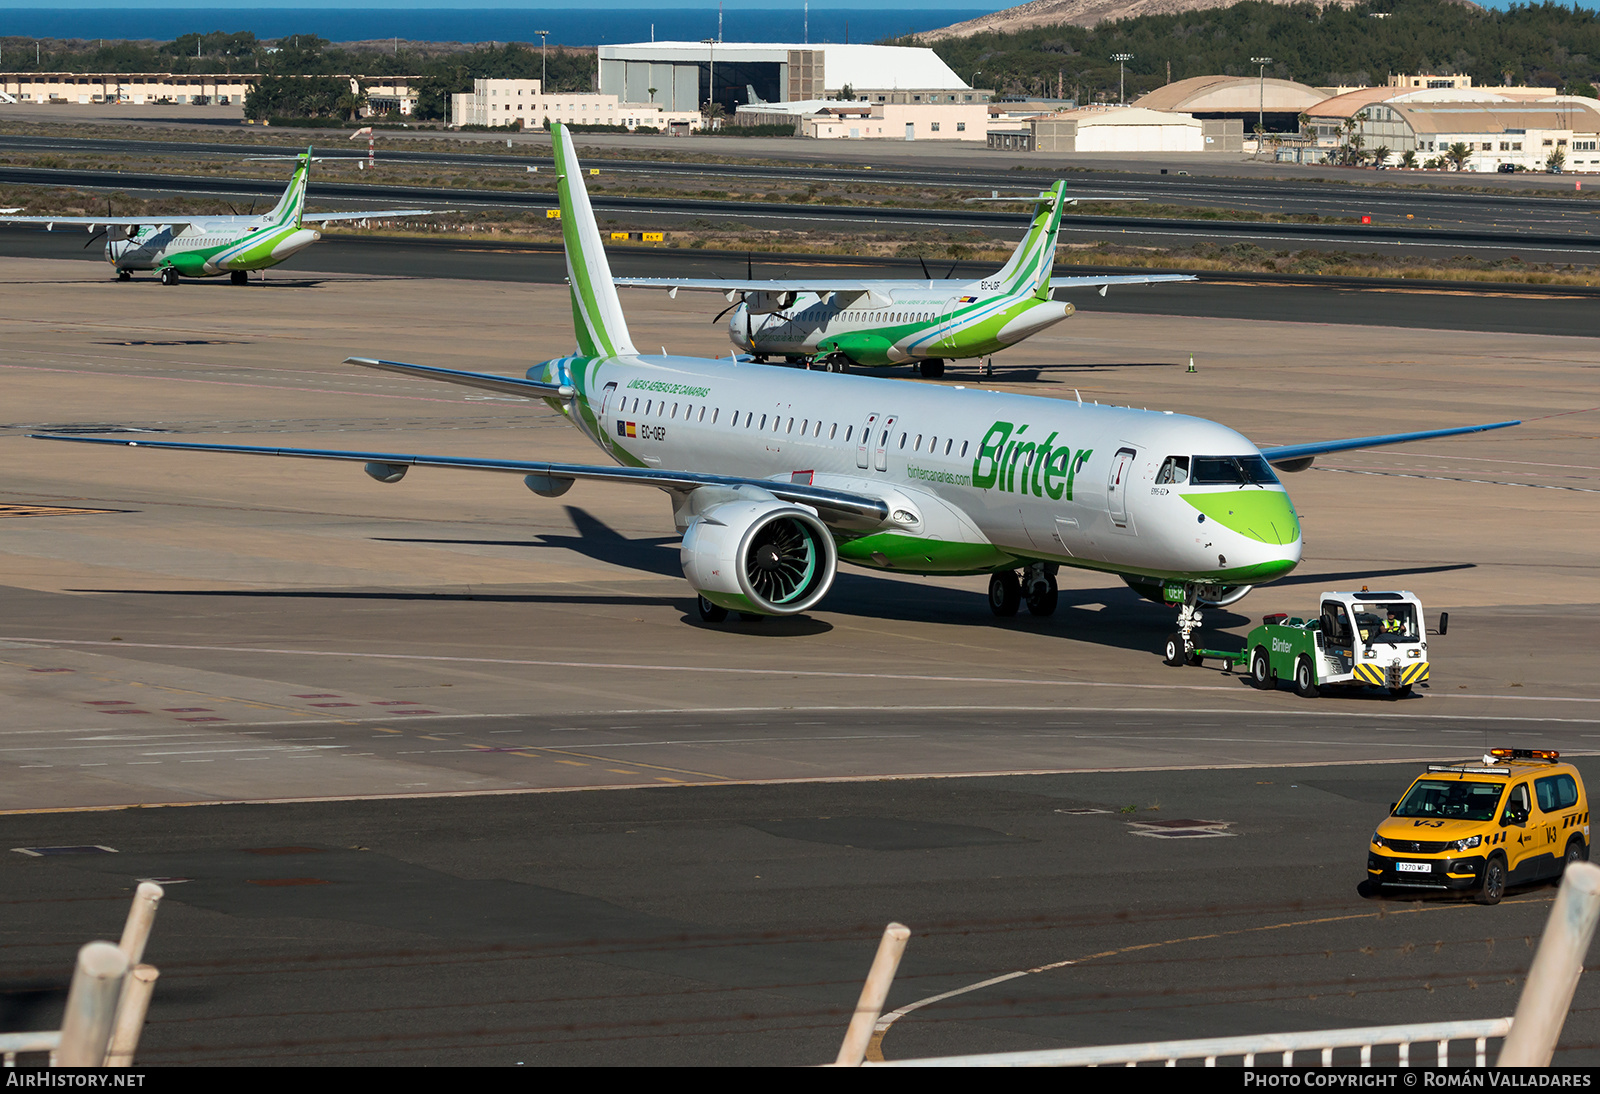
[
  {"xmin": 266, "ymin": 147, "xmax": 313, "ymax": 228},
  {"xmin": 552, "ymin": 124, "xmax": 636, "ymax": 357},
  {"xmin": 990, "ymin": 180, "xmax": 1067, "ymax": 301}
]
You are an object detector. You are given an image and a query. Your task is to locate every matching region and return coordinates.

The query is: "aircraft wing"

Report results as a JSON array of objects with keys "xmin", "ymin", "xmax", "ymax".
[
  {"xmin": 301, "ymin": 209, "xmax": 451, "ymax": 224},
  {"xmin": 616, "ymin": 277, "xmax": 887, "ymax": 295},
  {"xmin": 28, "ymin": 434, "xmax": 891, "ymax": 524},
  {"xmin": 1259, "ymin": 420, "xmax": 1520, "ymax": 470},
  {"xmin": 0, "ymin": 214, "xmax": 205, "ymax": 229},
  {"xmin": 1051, "ymin": 274, "xmax": 1197, "ymax": 290}
]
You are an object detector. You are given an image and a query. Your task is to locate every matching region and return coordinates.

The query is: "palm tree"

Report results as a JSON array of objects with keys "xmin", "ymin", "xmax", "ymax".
[
  {"xmin": 1401, "ymin": 149, "xmax": 1417, "ymax": 169},
  {"xmin": 1446, "ymin": 142, "xmax": 1473, "ymax": 171},
  {"xmin": 1371, "ymin": 145, "xmax": 1390, "ymax": 168}
]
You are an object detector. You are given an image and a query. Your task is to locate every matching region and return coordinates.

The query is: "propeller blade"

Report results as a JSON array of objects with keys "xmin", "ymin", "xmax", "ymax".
[
  {"xmin": 712, "ymin": 301, "xmax": 740, "ymax": 324},
  {"xmin": 918, "ymin": 256, "xmax": 932, "ymax": 279},
  {"xmin": 83, "ymin": 230, "xmax": 106, "ymax": 249},
  {"xmin": 944, "ymin": 261, "xmax": 958, "ymax": 278}
]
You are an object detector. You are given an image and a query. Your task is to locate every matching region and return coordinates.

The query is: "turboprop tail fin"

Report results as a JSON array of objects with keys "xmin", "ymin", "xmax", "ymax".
[
  {"xmin": 551, "ymin": 123, "xmax": 637, "ymax": 357},
  {"xmin": 265, "ymin": 146, "xmax": 313, "ymax": 229},
  {"xmin": 990, "ymin": 180, "xmax": 1068, "ymax": 301}
]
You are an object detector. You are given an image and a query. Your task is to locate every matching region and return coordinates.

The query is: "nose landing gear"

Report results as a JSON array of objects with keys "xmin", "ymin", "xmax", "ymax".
[{"xmin": 1162, "ymin": 582, "xmax": 1252, "ymax": 666}]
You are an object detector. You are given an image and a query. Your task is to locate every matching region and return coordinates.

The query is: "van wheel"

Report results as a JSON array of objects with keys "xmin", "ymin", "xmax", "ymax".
[
  {"xmin": 1565, "ymin": 838, "xmax": 1588, "ymax": 872},
  {"xmin": 1294, "ymin": 656, "xmax": 1319, "ymax": 698},
  {"xmin": 1250, "ymin": 648, "xmax": 1273, "ymax": 690},
  {"xmin": 1477, "ymin": 856, "xmax": 1507, "ymax": 905}
]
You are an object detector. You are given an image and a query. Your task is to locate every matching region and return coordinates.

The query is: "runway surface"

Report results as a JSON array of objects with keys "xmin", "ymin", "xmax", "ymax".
[
  {"xmin": 2, "ymin": 257, "xmax": 1597, "ymax": 1064},
  {"xmin": 5, "ymin": 154, "xmax": 1600, "ymax": 261},
  {"xmin": 5, "ymin": 130, "xmax": 1598, "ymax": 229},
  {"xmin": 4, "ymin": 226, "xmax": 1598, "ymax": 339}
]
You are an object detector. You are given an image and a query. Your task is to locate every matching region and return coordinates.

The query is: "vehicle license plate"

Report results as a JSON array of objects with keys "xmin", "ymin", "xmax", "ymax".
[{"xmin": 1396, "ymin": 861, "xmax": 1432, "ymax": 874}]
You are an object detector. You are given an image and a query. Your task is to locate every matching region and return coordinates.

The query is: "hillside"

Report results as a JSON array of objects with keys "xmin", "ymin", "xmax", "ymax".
[{"xmin": 916, "ymin": 0, "xmax": 1476, "ymax": 40}]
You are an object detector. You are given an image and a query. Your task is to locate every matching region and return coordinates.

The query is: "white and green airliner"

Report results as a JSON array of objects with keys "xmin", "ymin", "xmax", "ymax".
[
  {"xmin": 35, "ymin": 124, "xmax": 1517, "ymax": 662},
  {"xmin": 615, "ymin": 181, "xmax": 1193, "ymax": 378},
  {"xmin": 0, "ymin": 148, "xmax": 442, "ymax": 285}
]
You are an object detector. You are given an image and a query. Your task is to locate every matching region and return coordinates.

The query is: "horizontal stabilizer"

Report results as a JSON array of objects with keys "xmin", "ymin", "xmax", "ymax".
[
  {"xmin": 30, "ymin": 435, "xmax": 891, "ymax": 525},
  {"xmin": 344, "ymin": 356, "xmax": 572, "ymax": 399},
  {"xmin": 302, "ymin": 209, "xmax": 451, "ymax": 224},
  {"xmin": 1050, "ymin": 274, "xmax": 1196, "ymax": 290},
  {"xmin": 1260, "ymin": 420, "xmax": 1521, "ymax": 468}
]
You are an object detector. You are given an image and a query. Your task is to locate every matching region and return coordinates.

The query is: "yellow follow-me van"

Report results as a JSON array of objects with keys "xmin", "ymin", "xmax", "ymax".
[{"xmin": 1368, "ymin": 749, "xmax": 1590, "ymax": 905}]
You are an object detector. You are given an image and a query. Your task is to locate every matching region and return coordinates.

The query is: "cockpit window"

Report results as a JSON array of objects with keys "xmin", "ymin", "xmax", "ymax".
[
  {"xmin": 1156, "ymin": 456, "xmax": 1189, "ymax": 485},
  {"xmin": 1190, "ymin": 455, "xmax": 1280, "ymax": 486}
]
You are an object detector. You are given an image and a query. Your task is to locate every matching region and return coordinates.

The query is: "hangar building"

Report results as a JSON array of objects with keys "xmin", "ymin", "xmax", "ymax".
[{"xmin": 597, "ymin": 42, "xmax": 972, "ymax": 115}]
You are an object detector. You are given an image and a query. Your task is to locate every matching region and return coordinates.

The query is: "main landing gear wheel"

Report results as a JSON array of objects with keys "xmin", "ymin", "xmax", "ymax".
[
  {"xmin": 1023, "ymin": 563, "xmax": 1058, "ymax": 616},
  {"xmin": 159, "ymin": 267, "xmax": 179, "ymax": 286},
  {"xmin": 116, "ymin": 269, "xmax": 131, "ymax": 282},
  {"xmin": 1294, "ymin": 656, "xmax": 1319, "ymax": 698},
  {"xmin": 696, "ymin": 596, "xmax": 729, "ymax": 624},
  {"xmin": 988, "ymin": 571, "xmax": 1021, "ymax": 617},
  {"xmin": 918, "ymin": 358, "xmax": 945, "ymax": 380},
  {"xmin": 230, "ymin": 270, "xmax": 248, "ymax": 285},
  {"xmin": 1026, "ymin": 576, "xmax": 1057, "ymax": 616}
]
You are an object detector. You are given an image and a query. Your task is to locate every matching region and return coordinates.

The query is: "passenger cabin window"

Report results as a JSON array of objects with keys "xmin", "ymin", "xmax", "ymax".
[
  {"xmin": 1156, "ymin": 456, "xmax": 1190, "ymax": 485},
  {"xmin": 829, "ymin": 423, "xmax": 837, "ymax": 439}
]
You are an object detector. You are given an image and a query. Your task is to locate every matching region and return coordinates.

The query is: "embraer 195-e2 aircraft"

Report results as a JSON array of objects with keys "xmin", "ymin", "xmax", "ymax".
[
  {"xmin": 36, "ymin": 124, "xmax": 1517, "ymax": 663},
  {"xmin": 615, "ymin": 181, "xmax": 1193, "ymax": 378},
  {"xmin": 0, "ymin": 148, "xmax": 441, "ymax": 285}
]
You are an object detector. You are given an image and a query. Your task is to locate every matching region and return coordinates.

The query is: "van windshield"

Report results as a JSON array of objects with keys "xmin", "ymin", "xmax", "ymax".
[
  {"xmin": 1394, "ymin": 779, "xmax": 1504, "ymax": 822},
  {"xmin": 1190, "ymin": 455, "xmax": 1280, "ymax": 487}
]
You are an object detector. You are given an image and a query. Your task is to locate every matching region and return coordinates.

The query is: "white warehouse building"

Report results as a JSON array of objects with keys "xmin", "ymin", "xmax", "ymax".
[{"xmin": 597, "ymin": 41, "xmax": 975, "ymax": 115}]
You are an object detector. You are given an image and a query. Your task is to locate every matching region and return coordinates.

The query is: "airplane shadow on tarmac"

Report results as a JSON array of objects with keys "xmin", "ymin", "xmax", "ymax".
[{"xmin": 77, "ymin": 515, "xmax": 1476, "ymax": 662}]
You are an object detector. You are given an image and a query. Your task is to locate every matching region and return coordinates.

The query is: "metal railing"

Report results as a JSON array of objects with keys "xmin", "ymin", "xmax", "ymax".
[
  {"xmin": 0, "ymin": 882, "xmax": 164, "ymax": 1068},
  {"xmin": 870, "ymin": 1018, "xmax": 1513, "ymax": 1067},
  {"xmin": 835, "ymin": 861, "xmax": 1600, "ymax": 1067}
]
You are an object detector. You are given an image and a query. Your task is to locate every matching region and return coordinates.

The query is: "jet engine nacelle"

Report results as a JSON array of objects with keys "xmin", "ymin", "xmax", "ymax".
[{"xmin": 681, "ymin": 499, "xmax": 837, "ymax": 615}]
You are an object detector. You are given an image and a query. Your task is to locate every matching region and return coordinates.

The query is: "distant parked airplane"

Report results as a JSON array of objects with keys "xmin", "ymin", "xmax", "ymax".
[
  {"xmin": 0, "ymin": 148, "xmax": 444, "ymax": 284},
  {"xmin": 615, "ymin": 181, "xmax": 1191, "ymax": 377}
]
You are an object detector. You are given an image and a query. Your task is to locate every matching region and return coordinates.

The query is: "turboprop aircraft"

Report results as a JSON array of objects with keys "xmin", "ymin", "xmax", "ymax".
[
  {"xmin": 33, "ymin": 124, "xmax": 1518, "ymax": 663},
  {"xmin": 0, "ymin": 148, "xmax": 442, "ymax": 285},
  {"xmin": 613, "ymin": 181, "xmax": 1193, "ymax": 378}
]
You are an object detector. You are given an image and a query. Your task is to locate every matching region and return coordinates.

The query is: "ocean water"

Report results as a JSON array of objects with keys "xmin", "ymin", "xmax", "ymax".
[{"xmin": 0, "ymin": 9, "xmax": 989, "ymax": 46}]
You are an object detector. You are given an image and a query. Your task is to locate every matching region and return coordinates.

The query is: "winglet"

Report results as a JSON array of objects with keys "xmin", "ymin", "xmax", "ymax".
[{"xmin": 551, "ymin": 123, "xmax": 636, "ymax": 357}]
